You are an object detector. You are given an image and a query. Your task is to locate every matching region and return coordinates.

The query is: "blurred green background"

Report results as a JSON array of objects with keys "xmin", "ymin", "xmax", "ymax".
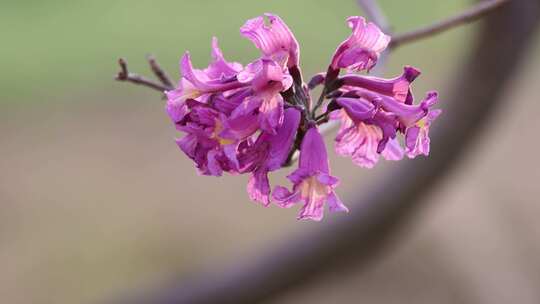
[
  {"xmin": 0, "ymin": 0, "xmax": 468, "ymax": 105},
  {"xmin": 2, "ymin": 1, "xmax": 540, "ymax": 304}
]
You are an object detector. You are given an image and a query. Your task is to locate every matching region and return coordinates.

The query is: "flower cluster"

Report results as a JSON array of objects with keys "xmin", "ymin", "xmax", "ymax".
[{"xmin": 166, "ymin": 14, "xmax": 441, "ymax": 221}]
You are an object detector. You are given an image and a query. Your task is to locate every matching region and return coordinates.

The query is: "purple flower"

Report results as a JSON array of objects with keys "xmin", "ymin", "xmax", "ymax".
[
  {"xmin": 335, "ymin": 96, "xmax": 377, "ymax": 121},
  {"xmin": 175, "ymin": 100, "xmax": 244, "ymax": 176},
  {"xmin": 308, "ymin": 73, "xmax": 325, "ymax": 90},
  {"xmin": 237, "ymin": 58, "xmax": 293, "ymax": 134},
  {"xmin": 405, "ymin": 108, "xmax": 442, "ymax": 158},
  {"xmin": 334, "ymin": 94, "xmax": 400, "ymax": 152},
  {"xmin": 240, "ymin": 108, "xmax": 301, "ymax": 205},
  {"xmin": 166, "ymin": 38, "xmax": 245, "ymax": 110},
  {"xmin": 160, "ymin": 13, "xmax": 442, "ymax": 221},
  {"xmin": 219, "ymin": 95, "xmax": 261, "ymax": 140},
  {"xmin": 273, "ymin": 127, "xmax": 348, "ymax": 221},
  {"xmin": 241, "ymin": 13, "xmax": 300, "ymax": 68},
  {"xmin": 332, "ymin": 110, "xmax": 403, "ymax": 168},
  {"xmin": 178, "ymin": 52, "xmax": 244, "ymax": 95},
  {"xmin": 211, "ymin": 88, "xmax": 253, "ymax": 116},
  {"xmin": 340, "ymin": 66, "xmax": 421, "ymax": 104},
  {"xmin": 354, "ymin": 88, "xmax": 439, "ymax": 128},
  {"xmin": 165, "ymin": 89, "xmax": 189, "ymax": 124},
  {"xmin": 329, "ymin": 74, "xmax": 439, "ymax": 167},
  {"xmin": 330, "ymin": 16, "xmax": 390, "ymax": 72}
]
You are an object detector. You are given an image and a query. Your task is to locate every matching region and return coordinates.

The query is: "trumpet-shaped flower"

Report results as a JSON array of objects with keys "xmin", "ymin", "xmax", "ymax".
[
  {"xmin": 241, "ymin": 108, "xmax": 301, "ymax": 205},
  {"xmin": 273, "ymin": 127, "xmax": 348, "ymax": 221},
  {"xmin": 330, "ymin": 16, "xmax": 390, "ymax": 72},
  {"xmin": 241, "ymin": 13, "xmax": 300, "ymax": 68}
]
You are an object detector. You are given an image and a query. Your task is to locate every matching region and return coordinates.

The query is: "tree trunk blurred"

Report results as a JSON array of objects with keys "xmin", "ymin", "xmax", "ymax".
[{"xmin": 112, "ymin": 1, "xmax": 540, "ymax": 303}]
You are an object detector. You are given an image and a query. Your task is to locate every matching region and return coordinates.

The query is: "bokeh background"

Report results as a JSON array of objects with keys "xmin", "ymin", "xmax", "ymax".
[{"xmin": 1, "ymin": 1, "xmax": 539, "ymax": 303}]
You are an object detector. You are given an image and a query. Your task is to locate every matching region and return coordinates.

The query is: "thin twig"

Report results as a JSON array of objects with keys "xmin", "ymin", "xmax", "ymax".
[
  {"xmin": 146, "ymin": 55, "xmax": 175, "ymax": 89},
  {"xmin": 357, "ymin": 0, "xmax": 391, "ymax": 32},
  {"xmin": 115, "ymin": 58, "xmax": 171, "ymax": 93},
  {"xmin": 390, "ymin": 0, "xmax": 510, "ymax": 49}
]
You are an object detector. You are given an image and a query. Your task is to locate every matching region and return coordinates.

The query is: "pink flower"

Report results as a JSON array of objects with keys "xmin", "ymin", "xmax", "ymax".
[
  {"xmin": 340, "ymin": 66, "xmax": 421, "ymax": 104},
  {"xmin": 241, "ymin": 108, "xmax": 301, "ymax": 205},
  {"xmin": 175, "ymin": 100, "xmax": 243, "ymax": 176},
  {"xmin": 328, "ymin": 71, "xmax": 439, "ymax": 168},
  {"xmin": 333, "ymin": 110, "xmax": 403, "ymax": 168},
  {"xmin": 330, "ymin": 16, "xmax": 390, "ymax": 72},
  {"xmin": 237, "ymin": 59, "xmax": 293, "ymax": 134},
  {"xmin": 273, "ymin": 127, "xmax": 348, "ymax": 221},
  {"xmin": 405, "ymin": 109, "xmax": 442, "ymax": 157},
  {"xmin": 166, "ymin": 38, "xmax": 245, "ymax": 110},
  {"xmin": 241, "ymin": 13, "xmax": 300, "ymax": 68},
  {"xmin": 161, "ymin": 13, "xmax": 441, "ymax": 221}
]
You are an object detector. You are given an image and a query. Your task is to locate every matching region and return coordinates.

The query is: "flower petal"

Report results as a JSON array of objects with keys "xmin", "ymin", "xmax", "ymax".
[
  {"xmin": 298, "ymin": 127, "xmax": 330, "ymax": 174},
  {"xmin": 340, "ymin": 66, "xmax": 421, "ymax": 103},
  {"xmin": 241, "ymin": 13, "xmax": 300, "ymax": 68},
  {"xmin": 273, "ymin": 186, "xmax": 301, "ymax": 208},
  {"xmin": 336, "ymin": 97, "xmax": 377, "ymax": 122},
  {"xmin": 327, "ymin": 192, "xmax": 349, "ymax": 213},
  {"xmin": 330, "ymin": 16, "xmax": 390, "ymax": 72},
  {"xmin": 247, "ymin": 168, "xmax": 271, "ymax": 206}
]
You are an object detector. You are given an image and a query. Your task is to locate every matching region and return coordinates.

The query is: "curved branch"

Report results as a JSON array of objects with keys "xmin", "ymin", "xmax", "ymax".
[
  {"xmin": 111, "ymin": 1, "xmax": 539, "ymax": 303},
  {"xmin": 390, "ymin": 0, "xmax": 510, "ymax": 49}
]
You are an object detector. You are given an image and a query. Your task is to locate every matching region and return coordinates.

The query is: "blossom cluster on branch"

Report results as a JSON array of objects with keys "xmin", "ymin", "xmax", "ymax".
[{"xmin": 165, "ymin": 13, "xmax": 441, "ymax": 221}]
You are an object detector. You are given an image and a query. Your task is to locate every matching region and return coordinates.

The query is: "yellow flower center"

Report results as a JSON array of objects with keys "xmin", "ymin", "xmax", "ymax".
[
  {"xmin": 212, "ymin": 119, "xmax": 234, "ymax": 146},
  {"xmin": 300, "ymin": 176, "xmax": 328, "ymax": 203},
  {"xmin": 182, "ymin": 89, "xmax": 201, "ymax": 101},
  {"xmin": 417, "ymin": 118, "xmax": 427, "ymax": 128}
]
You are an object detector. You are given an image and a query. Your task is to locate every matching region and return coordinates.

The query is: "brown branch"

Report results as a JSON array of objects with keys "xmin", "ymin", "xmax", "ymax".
[
  {"xmin": 115, "ymin": 58, "xmax": 172, "ymax": 93},
  {"xmin": 147, "ymin": 55, "xmax": 175, "ymax": 89},
  {"xmin": 390, "ymin": 0, "xmax": 510, "ymax": 49}
]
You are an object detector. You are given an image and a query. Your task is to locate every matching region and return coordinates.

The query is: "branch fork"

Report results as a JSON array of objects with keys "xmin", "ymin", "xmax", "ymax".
[{"xmin": 115, "ymin": 56, "xmax": 175, "ymax": 94}]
